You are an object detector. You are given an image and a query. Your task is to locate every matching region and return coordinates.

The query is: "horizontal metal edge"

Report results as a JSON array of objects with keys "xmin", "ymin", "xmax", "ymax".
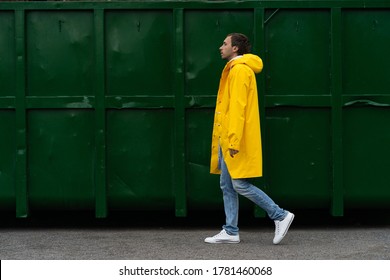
[
  {"xmin": 185, "ymin": 95, "xmax": 216, "ymax": 108},
  {"xmin": 17, "ymin": 95, "xmax": 390, "ymax": 109},
  {"xmin": 185, "ymin": 95, "xmax": 334, "ymax": 108},
  {"xmin": 265, "ymin": 95, "xmax": 332, "ymax": 107},
  {"xmin": 105, "ymin": 96, "xmax": 175, "ymax": 109},
  {"xmin": 1, "ymin": 1, "xmax": 390, "ymax": 11},
  {"xmin": 0, "ymin": 97, "xmax": 16, "ymax": 109},
  {"xmin": 343, "ymin": 95, "xmax": 390, "ymax": 107},
  {"xmin": 26, "ymin": 96, "xmax": 95, "ymax": 109}
]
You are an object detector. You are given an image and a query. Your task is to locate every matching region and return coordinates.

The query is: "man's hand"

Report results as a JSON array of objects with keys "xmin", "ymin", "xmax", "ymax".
[{"xmin": 229, "ymin": 149, "xmax": 239, "ymax": 158}]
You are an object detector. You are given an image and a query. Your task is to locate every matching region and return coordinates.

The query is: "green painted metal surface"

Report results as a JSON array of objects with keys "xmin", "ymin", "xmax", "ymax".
[
  {"xmin": 265, "ymin": 9, "xmax": 331, "ymax": 96},
  {"xmin": 343, "ymin": 107, "xmax": 390, "ymax": 208},
  {"xmin": 106, "ymin": 10, "xmax": 174, "ymax": 96},
  {"xmin": 264, "ymin": 108, "xmax": 332, "ymax": 208},
  {"xmin": 0, "ymin": 110, "xmax": 16, "ymax": 210},
  {"xmin": 27, "ymin": 11, "xmax": 95, "ymax": 97},
  {"xmin": 0, "ymin": 1, "xmax": 390, "ymax": 218},
  {"xmin": 106, "ymin": 109, "xmax": 175, "ymax": 210},
  {"xmin": 0, "ymin": 11, "xmax": 15, "ymax": 99},
  {"xmin": 28, "ymin": 110, "xmax": 95, "ymax": 210}
]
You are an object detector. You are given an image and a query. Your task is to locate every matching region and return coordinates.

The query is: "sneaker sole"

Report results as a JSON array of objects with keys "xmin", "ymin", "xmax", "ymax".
[
  {"xmin": 205, "ymin": 239, "xmax": 240, "ymax": 244},
  {"xmin": 273, "ymin": 213, "xmax": 295, "ymax": 245}
]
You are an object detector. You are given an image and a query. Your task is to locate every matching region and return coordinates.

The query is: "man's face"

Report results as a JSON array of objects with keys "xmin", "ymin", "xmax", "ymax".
[{"xmin": 219, "ymin": 36, "xmax": 238, "ymax": 61}]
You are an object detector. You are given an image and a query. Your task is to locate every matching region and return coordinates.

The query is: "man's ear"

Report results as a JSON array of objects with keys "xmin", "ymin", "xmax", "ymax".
[{"xmin": 232, "ymin": 46, "xmax": 239, "ymax": 53}]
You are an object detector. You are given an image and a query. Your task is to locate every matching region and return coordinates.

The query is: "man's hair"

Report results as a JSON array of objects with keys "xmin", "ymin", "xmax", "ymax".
[{"xmin": 228, "ymin": 33, "xmax": 251, "ymax": 55}]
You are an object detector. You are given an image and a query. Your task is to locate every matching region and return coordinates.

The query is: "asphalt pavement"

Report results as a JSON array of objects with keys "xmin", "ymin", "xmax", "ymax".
[{"xmin": 0, "ymin": 210, "xmax": 389, "ymax": 260}]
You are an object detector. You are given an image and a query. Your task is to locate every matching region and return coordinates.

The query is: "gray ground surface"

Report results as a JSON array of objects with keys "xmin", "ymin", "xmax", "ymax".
[
  {"xmin": 1, "ymin": 226, "xmax": 389, "ymax": 260},
  {"xmin": 1, "ymin": 211, "xmax": 389, "ymax": 260}
]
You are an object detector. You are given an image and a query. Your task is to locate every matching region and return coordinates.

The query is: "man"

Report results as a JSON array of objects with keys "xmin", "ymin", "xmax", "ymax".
[{"xmin": 205, "ymin": 33, "xmax": 294, "ymax": 244}]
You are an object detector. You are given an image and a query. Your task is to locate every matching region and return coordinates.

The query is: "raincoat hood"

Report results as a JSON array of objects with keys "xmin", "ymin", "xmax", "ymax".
[{"xmin": 229, "ymin": 54, "xmax": 263, "ymax": 74}]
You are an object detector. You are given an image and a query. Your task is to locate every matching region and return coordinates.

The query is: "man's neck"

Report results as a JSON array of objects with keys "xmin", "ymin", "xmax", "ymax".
[{"xmin": 228, "ymin": 55, "xmax": 243, "ymax": 62}]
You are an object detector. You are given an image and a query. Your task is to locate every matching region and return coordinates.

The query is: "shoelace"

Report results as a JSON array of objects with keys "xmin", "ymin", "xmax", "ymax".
[
  {"xmin": 274, "ymin": 221, "xmax": 280, "ymax": 235},
  {"xmin": 213, "ymin": 231, "xmax": 226, "ymax": 238}
]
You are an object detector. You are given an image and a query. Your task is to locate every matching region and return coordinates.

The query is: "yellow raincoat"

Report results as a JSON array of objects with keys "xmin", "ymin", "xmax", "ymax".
[{"xmin": 210, "ymin": 54, "xmax": 263, "ymax": 179}]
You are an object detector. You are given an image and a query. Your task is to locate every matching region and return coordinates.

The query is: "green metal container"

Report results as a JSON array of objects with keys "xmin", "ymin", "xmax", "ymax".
[{"xmin": 1, "ymin": 1, "xmax": 390, "ymax": 218}]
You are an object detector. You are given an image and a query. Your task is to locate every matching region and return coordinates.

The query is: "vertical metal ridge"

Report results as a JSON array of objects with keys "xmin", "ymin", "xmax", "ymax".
[
  {"xmin": 254, "ymin": 7, "xmax": 266, "ymax": 218},
  {"xmin": 15, "ymin": 9, "xmax": 28, "ymax": 218},
  {"xmin": 94, "ymin": 9, "xmax": 107, "ymax": 218},
  {"xmin": 330, "ymin": 8, "xmax": 344, "ymax": 216},
  {"xmin": 173, "ymin": 8, "xmax": 187, "ymax": 217}
]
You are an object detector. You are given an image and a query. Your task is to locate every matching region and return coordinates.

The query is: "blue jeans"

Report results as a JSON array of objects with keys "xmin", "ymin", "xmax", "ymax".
[{"xmin": 219, "ymin": 147, "xmax": 287, "ymax": 235}]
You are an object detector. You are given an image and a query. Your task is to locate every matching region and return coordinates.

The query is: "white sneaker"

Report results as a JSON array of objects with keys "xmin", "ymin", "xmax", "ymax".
[
  {"xmin": 204, "ymin": 229, "xmax": 240, "ymax": 244},
  {"xmin": 273, "ymin": 211, "xmax": 294, "ymax": 245}
]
